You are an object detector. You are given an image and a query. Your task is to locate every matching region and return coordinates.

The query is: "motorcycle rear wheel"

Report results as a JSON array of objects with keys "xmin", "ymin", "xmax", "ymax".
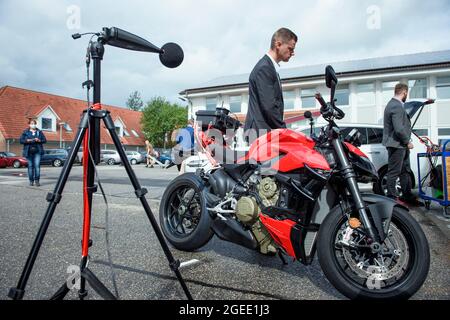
[
  {"xmin": 317, "ymin": 204, "xmax": 430, "ymax": 300},
  {"xmin": 159, "ymin": 173, "xmax": 214, "ymax": 251}
]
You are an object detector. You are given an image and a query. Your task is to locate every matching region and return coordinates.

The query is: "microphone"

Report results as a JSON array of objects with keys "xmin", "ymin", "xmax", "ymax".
[
  {"xmin": 304, "ymin": 111, "xmax": 313, "ymax": 119},
  {"xmin": 103, "ymin": 27, "xmax": 162, "ymax": 53},
  {"xmin": 102, "ymin": 27, "xmax": 184, "ymax": 68},
  {"xmin": 159, "ymin": 43, "xmax": 184, "ymax": 68}
]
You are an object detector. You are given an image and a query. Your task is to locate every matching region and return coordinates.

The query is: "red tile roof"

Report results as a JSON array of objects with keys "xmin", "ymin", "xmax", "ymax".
[{"xmin": 0, "ymin": 86, "xmax": 146, "ymax": 146}]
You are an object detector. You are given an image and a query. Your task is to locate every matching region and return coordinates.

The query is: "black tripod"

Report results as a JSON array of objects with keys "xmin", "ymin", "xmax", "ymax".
[{"xmin": 8, "ymin": 29, "xmax": 192, "ymax": 300}]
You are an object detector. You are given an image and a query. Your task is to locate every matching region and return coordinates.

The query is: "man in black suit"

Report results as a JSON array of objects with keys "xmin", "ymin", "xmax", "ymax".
[
  {"xmin": 244, "ymin": 28, "xmax": 297, "ymax": 143},
  {"xmin": 382, "ymin": 83, "xmax": 422, "ymax": 206}
]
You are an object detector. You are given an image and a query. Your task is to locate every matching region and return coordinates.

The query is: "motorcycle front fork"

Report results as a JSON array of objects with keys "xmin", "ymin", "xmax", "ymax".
[{"xmin": 331, "ymin": 139, "xmax": 379, "ymax": 243}]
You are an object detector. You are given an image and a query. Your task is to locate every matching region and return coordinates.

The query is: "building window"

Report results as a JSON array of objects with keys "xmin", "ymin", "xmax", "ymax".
[
  {"xmin": 301, "ymin": 88, "xmax": 316, "ymax": 109},
  {"xmin": 229, "ymin": 95, "xmax": 242, "ymax": 113},
  {"xmin": 409, "ymin": 78, "xmax": 427, "ymax": 99},
  {"xmin": 413, "ymin": 129, "xmax": 429, "ymax": 137},
  {"xmin": 41, "ymin": 117, "xmax": 53, "ymax": 131},
  {"xmin": 357, "ymin": 83, "xmax": 376, "ymax": 106},
  {"xmin": 132, "ymin": 130, "xmax": 139, "ymax": 137},
  {"xmin": 335, "ymin": 85, "xmax": 349, "ymax": 106},
  {"xmin": 115, "ymin": 127, "xmax": 122, "ymax": 137},
  {"xmin": 206, "ymin": 97, "xmax": 217, "ymax": 111},
  {"xmin": 438, "ymin": 128, "xmax": 450, "ymax": 136},
  {"xmin": 283, "ymin": 90, "xmax": 296, "ymax": 110},
  {"xmin": 436, "ymin": 76, "xmax": 450, "ymax": 100},
  {"xmin": 123, "ymin": 129, "xmax": 130, "ymax": 137},
  {"xmin": 438, "ymin": 128, "xmax": 450, "ymax": 149},
  {"xmin": 382, "ymin": 81, "xmax": 398, "ymax": 105}
]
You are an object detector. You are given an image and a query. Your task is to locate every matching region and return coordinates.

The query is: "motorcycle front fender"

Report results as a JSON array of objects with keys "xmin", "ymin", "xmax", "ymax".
[
  {"xmin": 312, "ymin": 189, "xmax": 408, "ymax": 243},
  {"xmin": 360, "ymin": 193, "xmax": 408, "ymax": 242}
]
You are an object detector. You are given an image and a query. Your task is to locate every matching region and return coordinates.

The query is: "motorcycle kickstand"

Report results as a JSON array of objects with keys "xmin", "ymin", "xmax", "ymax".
[{"xmin": 277, "ymin": 249, "xmax": 288, "ymax": 265}]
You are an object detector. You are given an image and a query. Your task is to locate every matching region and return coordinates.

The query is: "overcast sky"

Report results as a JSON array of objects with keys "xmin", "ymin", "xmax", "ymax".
[{"xmin": 1, "ymin": 0, "xmax": 450, "ymax": 108}]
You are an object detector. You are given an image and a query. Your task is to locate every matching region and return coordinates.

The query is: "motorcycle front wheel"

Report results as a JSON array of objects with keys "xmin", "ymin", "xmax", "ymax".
[
  {"xmin": 317, "ymin": 204, "xmax": 430, "ymax": 300},
  {"xmin": 159, "ymin": 173, "xmax": 214, "ymax": 251}
]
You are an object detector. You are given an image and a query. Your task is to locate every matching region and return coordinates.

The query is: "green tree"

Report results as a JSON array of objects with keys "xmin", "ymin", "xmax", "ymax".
[
  {"xmin": 126, "ymin": 90, "xmax": 144, "ymax": 111},
  {"xmin": 141, "ymin": 96, "xmax": 188, "ymax": 148}
]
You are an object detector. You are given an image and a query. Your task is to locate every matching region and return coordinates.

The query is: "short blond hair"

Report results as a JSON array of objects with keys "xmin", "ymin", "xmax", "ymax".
[
  {"xmin": 395, "ymin": 83, "xmax": 408, "ymax": 95},
  {"xmin": 270, "ymin": 28, "xmax": 298, "ymax": 50}
]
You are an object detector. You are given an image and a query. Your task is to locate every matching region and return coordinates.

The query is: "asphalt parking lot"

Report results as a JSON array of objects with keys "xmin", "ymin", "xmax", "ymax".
[{"xmin": 0, "ymin": 164, "xmax": 449, "ymax": 300}]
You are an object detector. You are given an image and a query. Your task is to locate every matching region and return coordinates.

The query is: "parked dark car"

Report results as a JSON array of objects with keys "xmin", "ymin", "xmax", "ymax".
[
  {"xmin": 41, "ymin": 149, "xmax": 68, "ymax": 167},
  {"xmin": 0, "ymin": 151, "xmax": 28, "ymax": 168},
  {"xmin": 158, "ymin": 151, "xmax": 173, "ymax": 166},
  {"xmin": 140, "ymin": 148, "xmax": 174, "ymax": 166}
]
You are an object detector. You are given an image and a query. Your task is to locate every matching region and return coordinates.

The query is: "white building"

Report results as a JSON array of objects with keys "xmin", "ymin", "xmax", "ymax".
[{"xmin": 180, "ymin": 50, "xmax": 450, "ymax": 146}]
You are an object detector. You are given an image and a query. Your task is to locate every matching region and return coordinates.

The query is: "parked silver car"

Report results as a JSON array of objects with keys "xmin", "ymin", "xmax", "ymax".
[
  {"xmin": 126, "ymin": 151, "xmax": 144, "ymax": 165},
  {"xmin": 101, "ymin": 150, "xmax": 121, "ymax": 165}
]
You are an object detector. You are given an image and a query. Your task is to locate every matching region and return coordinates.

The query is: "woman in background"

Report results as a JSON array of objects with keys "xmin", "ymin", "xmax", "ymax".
[
  {"xmin": 145, "ymin": 140, "xmax": 156, "ymax": 168},
  {"xmin": 20, "ymin": 119, "xmax": 47, "ymax": 186}
]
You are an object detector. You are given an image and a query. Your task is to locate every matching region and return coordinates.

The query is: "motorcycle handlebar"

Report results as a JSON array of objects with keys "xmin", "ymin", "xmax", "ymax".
[
  {"xmin": 315, "ymin": 93, "xmax": 327, "ymax": 108},
  {"xmin": 315, "ymin": 92, "xmax": 346, "ymax": 120}
]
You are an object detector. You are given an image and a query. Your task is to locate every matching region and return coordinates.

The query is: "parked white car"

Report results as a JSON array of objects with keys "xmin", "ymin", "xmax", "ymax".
[
  {"xmin": 126, "ymin": 151, "xmax": 144, "ymax": 165},
  {"xmin": 299, "ymin": 123, "xmax": 428, "ymax": 195}
]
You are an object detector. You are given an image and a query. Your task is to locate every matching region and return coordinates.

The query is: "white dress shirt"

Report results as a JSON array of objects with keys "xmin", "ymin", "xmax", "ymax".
[{"xmin": 266, "ymin": 53, "xmax": 282, "ymax": 89}]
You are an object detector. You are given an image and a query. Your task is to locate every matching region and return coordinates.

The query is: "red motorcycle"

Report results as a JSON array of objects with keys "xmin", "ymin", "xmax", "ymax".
[{"xmin": 159, "ymin": 66, "xmax": 430, "ymax": 299}]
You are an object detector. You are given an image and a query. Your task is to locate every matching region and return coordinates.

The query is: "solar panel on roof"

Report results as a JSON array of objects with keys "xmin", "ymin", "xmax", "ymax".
[{"xmin": 185, "ymin": 50, "xmax": 450, "ymax": 92}]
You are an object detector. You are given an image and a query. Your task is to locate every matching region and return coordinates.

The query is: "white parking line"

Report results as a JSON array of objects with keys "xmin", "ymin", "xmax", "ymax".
[{"xmin": 0, "ymin": 179, "xmax": 28, "ymax": 185}]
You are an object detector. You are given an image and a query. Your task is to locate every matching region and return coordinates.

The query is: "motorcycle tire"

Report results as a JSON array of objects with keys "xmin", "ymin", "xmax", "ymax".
[
  {"xmin": 159, "ymin": 173, "xmax": 214, "ymax": 251},
  {"xmin": 317, "ymin": 203, "xmax": 430, "ymax": 300}
]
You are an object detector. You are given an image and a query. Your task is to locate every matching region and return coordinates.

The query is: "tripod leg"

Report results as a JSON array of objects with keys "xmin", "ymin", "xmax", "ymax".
[
  {"xmin": 82, "ymin": 268, "xmax": 116, "ymax": 300},
  {"xmin": 102, "ymin": 113, "xmax": 193, "ymax": 300},
  {"xmin": 50, "ymin": 283, "xmax": 71, "ymax": 300},
  {"xmin": 8, "ymin": 113, "xmax": 89, "ymax": 300}
]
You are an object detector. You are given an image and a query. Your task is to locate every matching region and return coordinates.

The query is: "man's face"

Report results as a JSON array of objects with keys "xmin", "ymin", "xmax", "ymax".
[
  {"xmin": 402, "ymin": 90, "xmax": 408, "ymax": 103},
  {"xmin": 276, "ymin": 39, "xmax": 296, "ymax": 62}
]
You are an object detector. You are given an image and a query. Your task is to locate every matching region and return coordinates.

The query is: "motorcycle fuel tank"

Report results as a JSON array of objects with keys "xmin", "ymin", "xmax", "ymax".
[{"xmin": 241, "ymin": 129, "xmax": 331, "ymax": 172}]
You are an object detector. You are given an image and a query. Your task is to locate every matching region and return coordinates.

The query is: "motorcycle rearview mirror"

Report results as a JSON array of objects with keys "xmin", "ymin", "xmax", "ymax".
[
  {"xmin": 325, "ymin": 65, "xmax": 338, "ymax": 105},
  {"xmin": 325, "ymin": 65, "xmax": 338, "ymax": 89}
]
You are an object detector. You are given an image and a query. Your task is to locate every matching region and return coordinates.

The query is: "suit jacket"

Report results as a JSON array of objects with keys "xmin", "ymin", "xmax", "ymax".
[
  {"xmin": 382, "ymin": 98, "xmax": 411, "ymax": 149},
  {"xmin": 244, "ymin": 55, "xmax": 286, "ymax": 136}
]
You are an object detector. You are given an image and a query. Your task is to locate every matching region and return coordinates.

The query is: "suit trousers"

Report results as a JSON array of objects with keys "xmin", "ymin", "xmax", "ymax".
[{"xmin": 386, "ymin": 147, "xmax": 412, "ymax": 198}]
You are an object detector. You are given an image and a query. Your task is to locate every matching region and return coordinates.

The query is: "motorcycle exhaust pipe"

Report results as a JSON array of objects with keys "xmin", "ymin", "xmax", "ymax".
[{"xmin": 211, "ymin": 217, "xmax": 258, "ymax": 250}]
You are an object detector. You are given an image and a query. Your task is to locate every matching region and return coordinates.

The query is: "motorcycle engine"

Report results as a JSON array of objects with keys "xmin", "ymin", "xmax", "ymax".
[{"xmin": 235, "ymin": 177, "xmax": 279, "ymax": 255}]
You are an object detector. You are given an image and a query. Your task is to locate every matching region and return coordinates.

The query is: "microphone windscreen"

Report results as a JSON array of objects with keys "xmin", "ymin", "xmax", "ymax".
[
  {"xmin": 304, "ymin": 111, "xmax": 312, "ymax": 119},
  {"xmin": 159, "ymin": 43, "xmax": 184, "ymax": 68}
]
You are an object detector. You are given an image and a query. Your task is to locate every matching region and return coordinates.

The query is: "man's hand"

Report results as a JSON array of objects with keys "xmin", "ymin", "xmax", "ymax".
[
  {"xmin": 408, "ymin": 142, "xmax": 414, "ymax": 150},
  {"xmin": 34, "ymin": 138, "xmax": 41, "ymax": 143}
]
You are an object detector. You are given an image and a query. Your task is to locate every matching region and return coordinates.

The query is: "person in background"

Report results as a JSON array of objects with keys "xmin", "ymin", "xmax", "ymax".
[
  {"xmin": 174, "ymin": 119, "xmax": 195, "ymax": 171},
  {"xmin": 145, "ymin": 140, "xmax": 156, "ymax": 168},
  {"xmin": 20, "ymin": 119, "xmax": 47, "ymax": 186},
  {"xmin": 382, "ymin": 83, "xmax": 423, "ymax": 206}
]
